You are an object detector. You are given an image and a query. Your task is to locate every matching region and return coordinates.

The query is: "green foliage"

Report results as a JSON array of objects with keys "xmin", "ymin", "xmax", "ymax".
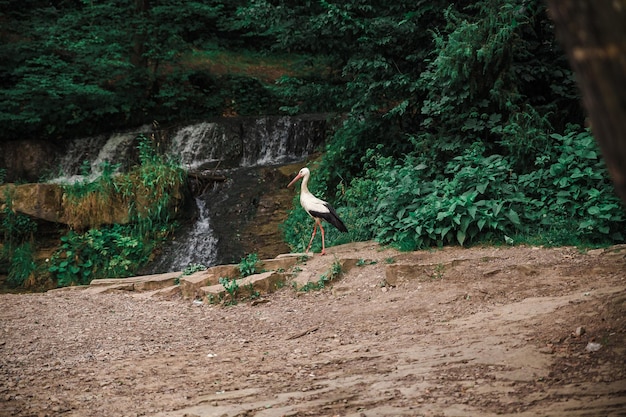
[
  {"xmin": 518, "ymin": 127, "xmax": 625, "ymax": 243},
  {"xmin": 48, "ymin": 136, "xmax": 185, "ymax": 286},
  {"xmin": 7, "ymin": 243, "xmax": 36, "ymax": 287},
  {"xmin": 238, "ymin": 253, "xmax": 259, "ymax": 277},
  {"xmin": 245, "ymin": 283, "xmax": 261, "ymax": 300},
  {"xmin": 48, "ymin": 225, "xmax": 149, "ymax": 287},
  {"xmin": 2, "ymin": 190, "xmax": 38, "ymax": 248},
  {"xmin": 1, "ymin": 187, "xmax": 38, "ymax": 288},
  {"xmin": 339, "ymin": 126, "xmax": 624, "ymax": 250},
  {"xmin": 183, "ymin": 263, "xmax": 208, "ymax": 276},
  {"xmin": 346, "ymin": 145, "xmax": 523, "ymax": 250},
  {"xmin": 298, "ymin": 259, "xmax": 342, "ymax": 292},
  {"xmin": 275, "ymin": 0, "xmax": 623, "ymax": 251},
  {"xmin": 0, "ymin": 0, "xmax": 266, "ymax": 141},
  {"xmin": 356, "ymin": 258, "xmax": 376, "ymax": 266},
  {"xmin": 218, "ymin": 276, "xmax": 239, "ymax": 305},
  {"xmin": 2, "ymin": 0, "xmax": 623, "ymax": 256}
]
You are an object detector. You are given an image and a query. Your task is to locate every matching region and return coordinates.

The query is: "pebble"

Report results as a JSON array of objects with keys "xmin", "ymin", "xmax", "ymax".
[{"xmin": 585, "ymin": 342, "xmax": 602, "ymax": 352}]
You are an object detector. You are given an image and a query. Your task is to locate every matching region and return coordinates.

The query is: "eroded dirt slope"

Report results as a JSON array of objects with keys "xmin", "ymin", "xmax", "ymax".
[{"xmin": 1, "ymin": 242, "xmax": 625, "ymax": 417}]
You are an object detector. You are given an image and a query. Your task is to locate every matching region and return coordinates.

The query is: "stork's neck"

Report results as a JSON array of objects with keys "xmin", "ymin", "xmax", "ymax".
[{"xmin": 300, "ymin": 173, "xmax": 311, "ymax": 195}]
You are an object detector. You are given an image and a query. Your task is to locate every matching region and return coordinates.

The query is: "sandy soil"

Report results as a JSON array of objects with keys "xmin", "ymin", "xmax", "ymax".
[{"xmin": 1, "ymin": 242, "xmax": 625, "ymax": 417}]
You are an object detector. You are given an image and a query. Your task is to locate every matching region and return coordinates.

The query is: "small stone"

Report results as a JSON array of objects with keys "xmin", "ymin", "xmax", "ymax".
[
  {"xmin": 585, "ymin": 342, "xmax": 602, "ymax": 352},
  {"xmin": 574, "ymin": 326, "xmax": 585, "ymax": 337},
  {"xmin": 587, "ymin": 248, "xmax": 604, "ymax": 257},
  {"xmin": 539, "ymin": 346, "xmax": 554, "ymax": 354}
]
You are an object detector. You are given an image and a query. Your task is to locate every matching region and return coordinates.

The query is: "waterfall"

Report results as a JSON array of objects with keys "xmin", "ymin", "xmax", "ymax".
[
  {"xmin": 166, "ymin": 115, "xmax": 324, "ymax": 170},
  {"xmin": 147, "ymin": 197, "xmax": 219, "ymax": 272},
  {"xmin": 52, "ymin": 126, "xmax": 149, "ymax": 183},
  {"xmin": 241, "ymin": 116, "xmax": 322, "ymax": 166},
  {"xmin": 167, "ymin": 122, "xmax": 229, "ymax": 171},
  {"xmin": 48, "ymin": 115, "xmax": 327, "ymax": 272}
]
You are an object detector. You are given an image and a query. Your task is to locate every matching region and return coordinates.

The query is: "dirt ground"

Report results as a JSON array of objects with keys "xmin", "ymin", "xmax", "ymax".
[{"xmin": 1, "ymin": 242, "xmax": 625, "ymax": 417}]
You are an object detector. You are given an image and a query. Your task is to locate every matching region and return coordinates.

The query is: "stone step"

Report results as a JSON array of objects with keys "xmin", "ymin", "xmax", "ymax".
[
  {"xmin": 84, "ymin": 255, "xmax": 304, "ymax": 301},
  {"xmin": 89, "ymin": 271, "xmax": 181, "ymax": 291},
  {"xmin": 179, "ymin": 255, "xmax": 301, "ymax": 299},
  {"xmin": 199, "ymin": 271, "xmax": 287, "ymax": 304},
  {"xmin": 290, "ymin": 258, "xmax": 359, "ymax": 290}
]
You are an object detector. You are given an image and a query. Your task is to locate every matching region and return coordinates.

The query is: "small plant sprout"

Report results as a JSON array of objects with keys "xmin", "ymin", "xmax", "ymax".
[
  {"xmin": 356, "ymin": 258, "xmax": 377, "ymax": 266},
  {"xmin": 298, "ymin": 259, "xmax": 343, "ymax": 292},
  {"xmin": 246, "ymin": 283, "xmax": 260, "ymax": 300},
  {"xmin": 238, "ymin": 253, "xmax": 260, "ymax": 277},
  {"xmin": 431, "ymin": 263, "xmax": 445, "ymax": 280},
  {"xmin": 219, "ymin": 277, "xmax": 239, "ymax": 305},
  {"xmin": 183, "ymin": 263, "xmax": 207, "ymax": 275}
]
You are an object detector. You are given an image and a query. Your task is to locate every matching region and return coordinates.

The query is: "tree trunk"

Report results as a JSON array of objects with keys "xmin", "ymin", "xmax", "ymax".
[{"xmin": 546, "ymin": 0, "xmax": 626, "ymax": 204}]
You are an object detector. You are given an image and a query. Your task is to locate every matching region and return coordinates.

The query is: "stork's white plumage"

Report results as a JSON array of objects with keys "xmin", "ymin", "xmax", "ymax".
[{"xmin": 288, "ymin": 167, "xmax": 348, "ymax": 255}]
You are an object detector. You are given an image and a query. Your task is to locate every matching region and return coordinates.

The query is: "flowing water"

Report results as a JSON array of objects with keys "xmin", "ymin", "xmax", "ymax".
[
  {"xmin": 146, "ymin": 197, "xmax": 219, "ymax": 273},
  {"xmin": 52, "ymin": 115, "xmax": 327, "ymax": 272},
  {"xmin": 52, "ymin": 127, "xmax": 149, "ymax": 183}
]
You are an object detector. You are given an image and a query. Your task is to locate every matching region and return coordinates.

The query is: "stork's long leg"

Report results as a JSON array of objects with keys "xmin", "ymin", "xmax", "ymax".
[
  {"xmin": 306, "ymin": 220, "xmax": 319, "ymax": 252},
  {"xmin": 319, "ymin": 221, "xmax": 326, "ymax": 255}
]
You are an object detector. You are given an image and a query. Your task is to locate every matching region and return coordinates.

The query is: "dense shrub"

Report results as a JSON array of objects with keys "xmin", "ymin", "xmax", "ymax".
[{"xmin": 280, "ymin": 0, "xmax": 624, "ymax": 251}]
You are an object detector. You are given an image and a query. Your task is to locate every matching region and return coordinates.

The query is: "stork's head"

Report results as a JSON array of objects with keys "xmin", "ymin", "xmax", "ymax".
[{"xmin": 288, "ymin": 167, "xmax": 310, "ymax": 187}]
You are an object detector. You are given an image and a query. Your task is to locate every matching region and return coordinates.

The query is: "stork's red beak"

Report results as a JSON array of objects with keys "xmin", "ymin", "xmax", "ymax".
[{"xmin": 287, "ymin": 173, "xmax": 303, "ymax": 188}]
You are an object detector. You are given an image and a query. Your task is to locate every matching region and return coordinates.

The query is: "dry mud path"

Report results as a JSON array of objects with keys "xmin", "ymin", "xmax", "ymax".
[{"xmin": 1, "ymin": 242, "xmax": 625, "ymax": 417}]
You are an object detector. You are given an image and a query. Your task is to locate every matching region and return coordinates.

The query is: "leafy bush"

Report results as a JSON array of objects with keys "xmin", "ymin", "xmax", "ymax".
[
  {"xmin": 218, "ymin": 277, "xmax": 239, "ymax": 305},
  {"xmin": 48, "ymin": 135, "xmax": 186, "ymax": 286},
  {"xmin": 334, "ymin": 126, "xmax": 624, "ymax": 251},
  {"xmin": 278, "ymin": 0, "xmax": 624, "ymax": 251},
  {"xmin": 7, "ymin": 243, "xmax": 36, "ymax": 287},
  {"xmin": 48, "ymin": 226, "xmax": 149, "ymax": 287},
  {"xmin": 518, "ymin": 127, "xmax": 625, "ymax": 243},
  {"xmin": 1, "ymin": 191, "xmax": 38, "ymax": 247},
  {"xmin": 342, "ymin": 145, "xmax": 522, "ymax": 251}
]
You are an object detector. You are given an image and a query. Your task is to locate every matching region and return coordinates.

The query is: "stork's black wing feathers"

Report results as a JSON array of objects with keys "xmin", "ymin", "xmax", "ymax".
[{"xmin": 309, "ymin": 203, "xmax": 348, "ymax": 232}]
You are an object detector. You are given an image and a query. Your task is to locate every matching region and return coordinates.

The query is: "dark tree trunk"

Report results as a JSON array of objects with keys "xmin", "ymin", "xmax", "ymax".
[{"xmin": 547, "ymin": 0, "xmax": 626, "ymax": 204}]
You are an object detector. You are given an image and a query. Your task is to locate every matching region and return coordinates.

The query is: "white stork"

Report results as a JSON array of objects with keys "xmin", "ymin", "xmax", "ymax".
[{"xmin": 288, "ymin": 167, "xmax": 348, "ymax": 255}]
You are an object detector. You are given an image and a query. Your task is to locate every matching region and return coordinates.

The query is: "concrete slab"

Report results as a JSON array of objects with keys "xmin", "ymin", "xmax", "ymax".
[{"xmin": 89, "ymin": 271, "xmax": 181, "ymax": 291}]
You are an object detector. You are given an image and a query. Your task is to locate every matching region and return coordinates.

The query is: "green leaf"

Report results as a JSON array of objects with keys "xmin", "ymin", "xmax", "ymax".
[
  {"xmin": 587, "ymin": 206, "xmax": 601, "ymax": 215},
  {"xmin": 456, "ymin": 229, "xmax": 466, "ymax": 246},
  {"xmin": 506, "ymin": 209, "xmax": 520, "ymax": 225}
]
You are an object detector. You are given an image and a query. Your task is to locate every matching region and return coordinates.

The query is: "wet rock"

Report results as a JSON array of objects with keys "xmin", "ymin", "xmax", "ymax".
[
  {"xmin": 0, "ymin": 183, "xmax": 64, "ymax": 223},
  {"xmin": 0, "ymin": 140, "xmax": 59, "ymax": 182}
]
